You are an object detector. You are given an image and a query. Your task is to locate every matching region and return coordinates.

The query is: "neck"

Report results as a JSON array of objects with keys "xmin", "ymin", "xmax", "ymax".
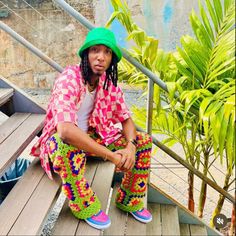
[
  {"xmin": 87, "ymin": 78, "xmax": 98, "ymax": 92},
  {"xmin": 89, "ymin": 72, "xmax": 100, "ymax": 84}
]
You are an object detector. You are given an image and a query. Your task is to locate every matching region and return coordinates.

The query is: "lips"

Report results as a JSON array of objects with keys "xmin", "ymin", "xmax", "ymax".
[{"xmin": 94, "ymin": 65, "xmax": 104, "ymax": 70}]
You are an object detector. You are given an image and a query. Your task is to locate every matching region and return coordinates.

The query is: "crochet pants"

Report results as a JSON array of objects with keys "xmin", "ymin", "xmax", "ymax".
[{"xmin": 47, "ymin": 130, "xmax": 152, "ymax": 219}]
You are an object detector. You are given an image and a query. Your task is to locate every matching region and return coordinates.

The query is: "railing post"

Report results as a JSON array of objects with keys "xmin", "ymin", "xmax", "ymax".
[{"xmin": 146, "ymin": 79, "xmax": 154, "ymax": 135}]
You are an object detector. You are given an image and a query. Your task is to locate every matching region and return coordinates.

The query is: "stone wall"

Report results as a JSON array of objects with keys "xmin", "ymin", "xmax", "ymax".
[{"xmin": 0, "ymin": 0, "xmax": 94, "ymax": 88}]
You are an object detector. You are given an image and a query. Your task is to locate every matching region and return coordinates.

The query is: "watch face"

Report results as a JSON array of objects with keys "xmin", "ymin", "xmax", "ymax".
[{"xmin": 129, "ymin": 139, "xmax": 137, "ymax": 147}]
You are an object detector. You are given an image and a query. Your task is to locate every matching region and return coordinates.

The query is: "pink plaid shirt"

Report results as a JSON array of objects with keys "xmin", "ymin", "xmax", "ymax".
[{"xmin": 31, "ymin": 65, "xmax": 130, "ymax": 179}]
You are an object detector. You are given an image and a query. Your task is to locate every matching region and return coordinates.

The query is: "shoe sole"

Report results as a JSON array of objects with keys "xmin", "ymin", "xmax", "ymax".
[
  {"xmin": 130, "ymin": 212, "xmax": 153, "ymax": 223},
  {"xmin": 85, "ymin": 219, "xmax": 111, "ymax": 230}
]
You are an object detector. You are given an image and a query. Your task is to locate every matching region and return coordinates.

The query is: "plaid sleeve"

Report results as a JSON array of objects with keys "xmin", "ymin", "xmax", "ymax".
[
  {"xmin": 111, "ymin": 86, "xmax": 131, "ymax": 123},
  {"xmin": 51, "ymin": 67, "xmax": 80, "ymax": 125}
]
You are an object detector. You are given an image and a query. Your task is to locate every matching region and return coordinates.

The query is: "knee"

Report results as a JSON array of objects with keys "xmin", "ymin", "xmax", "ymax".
[{"xmin": 136, "ymin": 132, "xmax": 152, "ymax": 147}]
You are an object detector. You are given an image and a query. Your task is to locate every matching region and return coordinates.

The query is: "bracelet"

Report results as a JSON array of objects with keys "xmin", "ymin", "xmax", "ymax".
[{"xmin": 128, "ymin": 138, "xmax": 138, "ymax": 148}]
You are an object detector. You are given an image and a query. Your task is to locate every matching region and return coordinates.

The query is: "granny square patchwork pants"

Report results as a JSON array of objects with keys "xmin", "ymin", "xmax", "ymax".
[{"xmin": 47, "ymin": 130, "xmax": 152, "ymax": 219}]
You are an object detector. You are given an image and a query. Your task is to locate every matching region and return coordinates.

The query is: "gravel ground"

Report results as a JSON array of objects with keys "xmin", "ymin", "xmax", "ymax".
[{"xmin": 1, "ymin": 87, "xmax": 234, "ymax": 235}]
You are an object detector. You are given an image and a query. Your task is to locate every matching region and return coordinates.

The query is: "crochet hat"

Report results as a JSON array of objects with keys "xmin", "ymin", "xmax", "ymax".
[{"xmin": 78, "ymin": 27, "xmax": 122, "ymax": 61}]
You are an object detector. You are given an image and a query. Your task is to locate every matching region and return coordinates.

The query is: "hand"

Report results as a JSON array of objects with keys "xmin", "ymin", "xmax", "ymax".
[
  {"xmin": 115, "ymin": 146, "xmax": 136, "ymax": 172},
  {"xmin": 110, "ymin": 152, "xmax": 123, "ymax": 166}
]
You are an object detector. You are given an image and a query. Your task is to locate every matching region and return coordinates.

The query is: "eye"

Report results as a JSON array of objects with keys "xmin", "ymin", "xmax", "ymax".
[
  {"xmin": 90, "ymin": 46, "xmax": 99, "ymax": 52},
  {"xmin": 105, "ymin": 48, "xmax": 112, "ymax": 55}
]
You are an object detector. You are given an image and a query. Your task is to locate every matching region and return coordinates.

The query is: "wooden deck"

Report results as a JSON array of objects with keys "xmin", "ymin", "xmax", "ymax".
[
  {"xmin": 0, "ymin": 112, "xmax": 45, "ymax": 176},
  {"xmin": 0, "ymin": 88, "xmax": 14, "ymax": 107}
]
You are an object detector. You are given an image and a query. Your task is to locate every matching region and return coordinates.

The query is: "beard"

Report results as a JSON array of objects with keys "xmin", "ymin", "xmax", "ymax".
[{"xmin": 94, "ymin": 71, "xmax": 103, "ymax": 76}]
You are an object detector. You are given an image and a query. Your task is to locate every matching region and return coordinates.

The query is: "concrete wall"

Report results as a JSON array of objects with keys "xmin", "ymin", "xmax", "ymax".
[
  {"xmin": 0, "ymin": 0, "xmax": 199, "ymax": 89},
  {"xmin": 94, "ymin": 0, "xmax": 199, "ymax": 51}
]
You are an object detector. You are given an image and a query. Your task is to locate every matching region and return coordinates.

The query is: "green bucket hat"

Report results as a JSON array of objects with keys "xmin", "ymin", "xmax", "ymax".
[{"xmin": 78, "ymin": 27, "xmax": 122, "ymax": 62}]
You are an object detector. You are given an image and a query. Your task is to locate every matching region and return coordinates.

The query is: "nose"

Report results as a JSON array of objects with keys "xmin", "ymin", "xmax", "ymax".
[{"xmin": 97, "ymin": 51, "xmax": 105, "ymax": 61}]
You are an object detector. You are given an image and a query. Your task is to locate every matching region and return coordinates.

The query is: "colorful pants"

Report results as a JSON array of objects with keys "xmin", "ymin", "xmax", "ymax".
[{"xmin": 47, "ymin": 130, "xmax": 152, "ymax": 219}]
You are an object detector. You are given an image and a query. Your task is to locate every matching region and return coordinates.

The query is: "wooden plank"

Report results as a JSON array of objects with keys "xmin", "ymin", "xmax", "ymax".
[
  {"xmin": 52, "ymin": 159, "xmax": 99, "ymax": 236},
  {"xmin": 0, "ymin": 113, "xmax": 30, "ymax": 144},
  {"xmin": 0, "ymin": 88, "xmax": 14, "ymax": 107},
  {"xmin": 161, "ymin": 205, "xmax": 180, "ymax": 236},
  {"xmin": 149, "ymin": 184, "xmax": 221, "ymax": 236},
  {"xmin": 0, "ymin": 77, "xmax": 45, "ymax": 114},
  {"xmin": 52, "ymin": 198, "xmax": 80, "ymax": 236},
  {"xmin": 0, "ymin": 158, "xmax": 44, "ymax": 235},
  {"xmin": 126, "ymin": 212, "xmax": 146, "ymax": 235},
  {"xmin": 180, "ymin": 223, "xmax": 190, "ymax": 235},
  {"xmin": 190, "ymin": 224, "xmax": 208, "ymax": 236},
  {"xmin": 104, "ymin": 183, "xmax": 128, "ymax": 236},
  {"xmin": 0, "ymin": 113, "xmax": 45, "ymax": 176},
  {"xmin": 9, "ymin": 173, "xmax": 61, "ymax": 235},
  {"xmin": 146, "ymin": 203, "xmax": 161, "ymax": 235},
  {"xmin": 75, "ymin": 161, "xmax": 115, "ymax": 235}
]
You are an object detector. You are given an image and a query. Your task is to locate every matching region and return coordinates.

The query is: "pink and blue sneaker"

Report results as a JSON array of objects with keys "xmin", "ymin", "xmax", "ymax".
[
  {"xmin": 130, "ymin": 208, "xmax": 152, "ymax": 223},
  {"xmin": 85, "ymin": 210, "xmax": 111, "ymax": 230}
]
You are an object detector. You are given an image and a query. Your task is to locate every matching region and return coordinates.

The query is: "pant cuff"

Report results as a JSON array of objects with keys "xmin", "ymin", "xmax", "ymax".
[
  {"xmin": 116, "ymin": 201, "xmax": 144, "ymax": 213},
  {"xmin": 70, "ymin": 197, "xmax": 101, "ymax": 219}
]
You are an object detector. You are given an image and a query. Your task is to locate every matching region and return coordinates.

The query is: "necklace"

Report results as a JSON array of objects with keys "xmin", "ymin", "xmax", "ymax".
[
  {"xmin": 87, "ymin": 84, "xmax": 96, "ymax": 92},
  {"xmin": 87, "ymin": 80, "xmax": 98, "ymax": 92}
]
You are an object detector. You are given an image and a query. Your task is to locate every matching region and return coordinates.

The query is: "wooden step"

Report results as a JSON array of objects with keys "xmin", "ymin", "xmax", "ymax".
[
  {"xmin": 52, "ymin": 159, "xmax": 115, "ymax": 235},
  {"xmin": 0, "ymin": 158, "xmax": 61, "ymax": 235},
  {"xmin": 161, "ymin": 204, "xmax": 180, "ymax": 235},
  {"xmin": 147, "ymin": 203, "xmax": 181, "ymax": 235},
  {"xmin": 0, "ymin": 112, "xmax": 45, "ymax": 176},
  {"xmin": 180, "ymin": 223, "xmax": 208, "ymax": 236},
  {"xmin": 0, "ymin": 88, "xmax": 14, "ymax": 107},
  {"xmin": 104, "ymin": 183, "xmax": 127, "ymax": 236},
  {"xmin": 148, "ymin": 183, "xmax": 222, "ymax": 236},
  {"xmin": 147, "ymin": 203, "xmax": 161, "ymax": 235},
  {"xmin": 104, "ymin": 183, "xmax": 147, "ymax": 236}
]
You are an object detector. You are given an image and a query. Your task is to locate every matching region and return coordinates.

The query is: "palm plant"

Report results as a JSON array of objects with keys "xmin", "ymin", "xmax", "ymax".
[
  {"xmin": 106, "ymin": 0, "xmax": 235, "ymax": 225},
  {"xmin": 174, "ymin": 0, "xmax": 235, "ymax": 221}
]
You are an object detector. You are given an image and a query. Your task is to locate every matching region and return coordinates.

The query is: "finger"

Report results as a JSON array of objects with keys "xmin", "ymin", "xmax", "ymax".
[
  {"xmin": 122, "ymin": 159, "xmax": 131, "ymax": 171},
  {"xmin": 117, "ymin": 155, "xmax": 126, "ymax": 168},
  {"xmin": 126, "ymin": 157, "xmax": 135, "ymax": 171}
]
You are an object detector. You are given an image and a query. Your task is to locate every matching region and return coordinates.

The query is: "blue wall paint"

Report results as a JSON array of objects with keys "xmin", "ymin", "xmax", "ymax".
[
  {"xmin": 163, "ymin": 2, "xmax": 173, "ymax": 24},
  {"xmin": 108, "ymin": 0, "xmax": 127, "ymax": 48},
  {"xmin": 100, "ymin": 0, "xmax": 197, "ymax": 52}
]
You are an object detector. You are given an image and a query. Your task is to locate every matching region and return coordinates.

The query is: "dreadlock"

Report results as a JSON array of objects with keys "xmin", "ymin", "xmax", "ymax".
[{"xmin": 80, "ymin": 49, "xmax": 118, "ymax": 90}]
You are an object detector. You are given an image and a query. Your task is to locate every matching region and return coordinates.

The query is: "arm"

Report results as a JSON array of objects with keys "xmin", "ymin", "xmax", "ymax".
[
  {"xmin": 122, "ymin": 117, "xmax": 137, "ymax": 148},
  {"xmin": 57, "ymin": 122, "xmax": 121, "ymax": 165},
  {"xmin": 118, "ymin": 117, "xmax": 137, "ymax": 171}
]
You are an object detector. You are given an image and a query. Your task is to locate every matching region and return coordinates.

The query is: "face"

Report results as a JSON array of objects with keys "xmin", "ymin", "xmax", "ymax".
[{"xmin": 88, "ymin": 45, "xmax": 113, "ymax": 77}]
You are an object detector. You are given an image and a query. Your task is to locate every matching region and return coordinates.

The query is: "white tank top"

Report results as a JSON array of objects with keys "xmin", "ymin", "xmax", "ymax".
[{"xmin": 77, "ymin": 87, "xmax": 96, "ymax": 132}]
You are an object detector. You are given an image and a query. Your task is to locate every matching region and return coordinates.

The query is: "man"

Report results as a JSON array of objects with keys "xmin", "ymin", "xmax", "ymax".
[{"xmin": 31, "ymin": 27, "xmax": 152, "ymax": 230}]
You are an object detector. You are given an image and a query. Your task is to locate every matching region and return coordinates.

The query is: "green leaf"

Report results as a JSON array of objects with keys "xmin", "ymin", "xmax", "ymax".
[
  {"xmin": 105, "ymin": 11, "xmax": 122, "ymax": 27},
  {"xmin": 205, "ymin": 0, "xmax": 219, "ymax": 32},
  {"xmin": 226, "ymin": 114, "xmax": 235, "ymax": 170},
  {"xmin": 177, "ymin": 46, "xmax": 204, "ymax": 81},
  {"xmin": 162, "ymin": 137, "xmax": 179, "ymax": 147},
  {"xmin": 166, "ymin": 82, "xmax": 177, "ymax": 101},
  {"xmin": 213, "ymin": 0, "xmax": 223, "ymax": 24},
  {"xmin": 199, "ymin": 1, "xmax": 214, "ymax": 41},
  {"xmin": 190, "ymin": 10, "xmax": 212, "ymax": 48}
]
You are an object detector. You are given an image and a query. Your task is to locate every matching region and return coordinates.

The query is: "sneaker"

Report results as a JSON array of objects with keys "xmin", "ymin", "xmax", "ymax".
[
  {"xmin": 130, "ymin": 208, "xmax": 152, "ymax": 223},
  {"xmin": 85, "ymin": 210, "xmax": 111, "ymax": 230}
]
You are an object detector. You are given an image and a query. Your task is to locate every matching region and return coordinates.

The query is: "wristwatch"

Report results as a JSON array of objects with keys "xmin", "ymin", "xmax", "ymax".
[{"xmin": 128, "ymin": 138, "xmax": 138, "ymax": 148}]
